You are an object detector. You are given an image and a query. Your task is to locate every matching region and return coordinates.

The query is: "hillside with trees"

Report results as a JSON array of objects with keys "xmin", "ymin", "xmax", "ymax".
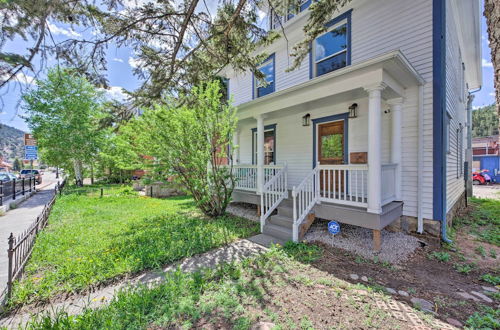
[
  {"xmin": 0, "ymin": 123, "xmax": 25, "ymax": 161},
  {"xmin": 472, "ymin": 104, "xmax": 499, "ymax": 138}
]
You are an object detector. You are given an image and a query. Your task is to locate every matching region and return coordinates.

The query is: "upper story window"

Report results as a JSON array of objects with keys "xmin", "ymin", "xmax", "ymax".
[
  {"xmin": 254, "ymin": 54, "xmax": 275, "ymax": 98},
  {"xmin": 270, "ymin": 0, "xmax": 312, "ymax": 30},
  {"xmin": 311, "ymin": 10, "xmax": 352, "ymax": 78}
]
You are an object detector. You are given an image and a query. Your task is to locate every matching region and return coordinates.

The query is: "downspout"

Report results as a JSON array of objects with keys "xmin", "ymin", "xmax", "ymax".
[{"xmin": 417, "ymin": 85, "xmax": 424, "ymax": 234}]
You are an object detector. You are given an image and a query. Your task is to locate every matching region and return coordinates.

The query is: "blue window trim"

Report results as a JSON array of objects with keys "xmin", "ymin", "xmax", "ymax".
[
  {"xmin": 312, "ymin": 113, "xmax": 349, "ymax": 168},
  {"xmin": 309, "ymin": 9, "xmax": 352, "ymax": 79},
  {"xmin": 432, "ymin": 0, "xmax": 448, "ymax": 229},
  {"xmin": 252, "ymin": 53, "xmax": 276, "ymax": 99},
  {"xmin": 251, "ymin": 124, "xmax": 277, "ymax": 164}
]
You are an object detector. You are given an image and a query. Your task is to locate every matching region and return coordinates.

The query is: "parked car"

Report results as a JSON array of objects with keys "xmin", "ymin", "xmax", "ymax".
[
  {"xmin": 19, "ymin": 169, "xmax": 43, "ymax": 184},
  {"xmin": 0, "ymin": 172, "xmax": 17, "ymax": 182}
]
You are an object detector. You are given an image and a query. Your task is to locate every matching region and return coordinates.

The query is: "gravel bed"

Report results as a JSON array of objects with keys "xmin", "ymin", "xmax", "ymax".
[
  {"xmin": 304, "ymin": 220, "xmax": 421, "ymax": 264},
  {"xmin": 226, "ymin": 202, "xmax": 259, "ymax": 222}
]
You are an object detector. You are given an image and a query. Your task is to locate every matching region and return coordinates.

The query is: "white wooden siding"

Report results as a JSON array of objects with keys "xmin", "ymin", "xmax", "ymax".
[
  {"xmin": 445, "ymin": 0, "xmax": 467, "ymax": 212},
  {"xmin": 229, "ymin": 0, "xmax": 435, "ymax": 220}
]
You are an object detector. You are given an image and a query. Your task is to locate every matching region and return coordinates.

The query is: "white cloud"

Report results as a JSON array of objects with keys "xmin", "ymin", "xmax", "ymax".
[
  {"xmin": 47, "ymin": 22, "xmax": 81, "ymax": 38},
  {"xmin": 128, "ymin": 56, "xmax": 145, "ymax": 69},
  {"xmin": 482, "ymin": 58, "xmax": 493, "ymax": 68},
  {"xmin": 0, "ymin": 111, "xmax": 7, "ymax": 115},
  {"xmin": 101, "ymin": 86, "xmax": 129, "ymax": 102},
  {"xmin": 113, "ymin": 58, "xmax": 124, "ymax": 63},
  {"xmin": 1, "ymin": 72, "xmax": 36, "ymax": 85},
  {"xmin": 472, "ymin": 105, "xmax": 481, "ymax": 110},
  {"xmin": 490, "ymin": 92, "xmax": 496, "ymax": 97}
]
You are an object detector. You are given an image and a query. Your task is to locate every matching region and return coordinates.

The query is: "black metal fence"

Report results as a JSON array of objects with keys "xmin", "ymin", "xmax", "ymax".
[
  {"xmin": 0, "ymin": 179, "xmax": 66, "ymax": 306},
  {"xmin": 0, "ymin": 176, "xmax": 37, "ymax": 207}
]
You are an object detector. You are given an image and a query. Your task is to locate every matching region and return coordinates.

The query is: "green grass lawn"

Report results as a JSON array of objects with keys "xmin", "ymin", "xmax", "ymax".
[
  {"xmin": 453, "ymin": 197, "xmax": 500, "ymax": 246},
  {"xmin": 10, "ymin": 185, "xmax": 259, "ymax": 306},
  {"xmin": 22, "ymin": 244, "xmax": 442, "ymax": 330}
]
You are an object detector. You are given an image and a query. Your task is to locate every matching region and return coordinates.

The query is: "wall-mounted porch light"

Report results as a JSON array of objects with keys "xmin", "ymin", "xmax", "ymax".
[
  {"xmin": 302, "ymin": 113, "xmax": 311, "ymax": 126},
  {"xmin": 348, "ymin": 103, "xmax": 358, "ymax": 118}
]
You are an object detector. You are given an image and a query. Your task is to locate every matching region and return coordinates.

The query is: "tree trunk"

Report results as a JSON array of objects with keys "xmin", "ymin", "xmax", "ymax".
[
  {"xmin": 484, "ymin": 0, "xmax": 500, "ymax": 142},
  {"xmin": 73, "ymin": 160, "xmax": 84, "ymax": 187},
  {"xmin": 90, "ymin": 163, "xmax": 94, "ymax": 185}
]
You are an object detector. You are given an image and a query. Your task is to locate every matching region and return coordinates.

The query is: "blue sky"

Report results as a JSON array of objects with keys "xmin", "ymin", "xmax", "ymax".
[{"xmin": 0, "ymin": 5, "xmax": 496, "ymax": 132}]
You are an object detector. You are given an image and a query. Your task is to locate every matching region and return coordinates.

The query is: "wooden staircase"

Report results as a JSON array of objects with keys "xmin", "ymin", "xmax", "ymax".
[{"xmin": 262, "ymin": 199, "xmax": 315, "ymax": 242}]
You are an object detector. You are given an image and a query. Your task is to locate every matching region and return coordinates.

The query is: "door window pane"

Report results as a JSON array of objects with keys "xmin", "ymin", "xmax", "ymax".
[
  {"xmin": 321, "ymin": 134, "xmax": 343, "ymax": 159},
  {"xmin": 253, "ymin": 129, "xmax": 275, "ymax": 165}
]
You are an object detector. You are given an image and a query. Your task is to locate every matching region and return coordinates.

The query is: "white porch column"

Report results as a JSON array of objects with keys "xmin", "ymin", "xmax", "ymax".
[
  {"xmin": 255, "ymin": 114, "xmax": 265, "ymax": 194},
  {"xmin": 388, "ymin": 98, "xmax": 403, "ymax": 201},
  {"xmin": 364, "ymin": 83, "xmax": 386, "ymax": 214}
]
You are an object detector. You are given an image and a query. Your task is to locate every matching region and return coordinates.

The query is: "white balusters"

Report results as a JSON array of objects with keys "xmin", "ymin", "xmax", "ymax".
[{"xmin": 260, "ymin": 164, "xmax": 288, "ymax": 232}]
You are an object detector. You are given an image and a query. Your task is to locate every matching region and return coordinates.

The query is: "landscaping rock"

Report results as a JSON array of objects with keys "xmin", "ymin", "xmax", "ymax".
[
  {"xmin": 398, "ymin": 290, "xmax": 409, "ymax": 297},
  {"xmin": 361, "ymin": 276, "xmax": 368, "ymax": 282},
  {"xmin": 482, "ymin": 286, "xmax": 499, "ymax": 293},
  {"xmin": 350, "ymin": 274, "xmax": 359, "ymax": 280},
  {"xmin": 470, "ymin": 291, "xmax": 493, "ymax": 303},
  {"xmin": 411, "ymin": 298, "xmax": 434, "ymax": 313},
  {"xmin": 251, "ymin": 322, "xmax": 275, "ymax": 330},
  {"xmin": 446, "ymin": 318, "xmax": 463, "ymax": 328},
  {"xmin": 456, "ymin": 292, "xmax": 480, "ymax": 301},
  {"xmin": 385, "ymin": 288, "xmax": 397, "ymax": 295}
]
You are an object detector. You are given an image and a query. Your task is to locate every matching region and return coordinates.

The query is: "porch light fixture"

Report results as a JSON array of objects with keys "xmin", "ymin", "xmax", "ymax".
[
  {"xmin": 302, "ymin": 113, "xmax": 311, "ymax": 126},
  {"xmin": 348, "ymin": 103, "xmax": 358, "ymax": 118}
]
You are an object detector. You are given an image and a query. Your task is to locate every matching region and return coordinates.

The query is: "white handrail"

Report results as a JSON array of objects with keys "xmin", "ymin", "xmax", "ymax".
[
  {"xmin": 260, "ymin": 163, "xmax": 288, "ymax": 232},
  {"xmin": 292, "ymin": 162, "xmax": 320, "ymax": 242}
]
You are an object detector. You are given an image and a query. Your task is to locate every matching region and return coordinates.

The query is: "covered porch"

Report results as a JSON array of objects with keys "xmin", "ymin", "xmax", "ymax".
[{"xmin": 230, "ymin": 51, "xmax": 424, "ymax": 248}]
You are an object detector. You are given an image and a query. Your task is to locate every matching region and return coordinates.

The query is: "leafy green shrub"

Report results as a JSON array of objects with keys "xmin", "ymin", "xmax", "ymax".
[
  {"xmin": 475, "ymin": 245, "xmax": 487, "ymax": 258},
  {"xmin": 453, "ymin": 263, "xmax": 474, "ymax": 274},
  {"xmin": 480, "ymin": 273, "xmax": 500, "ymax": 286},
  {"xmin": 428, "ymin": 251, "xmax": 450, "ymax": 262},
  {"xmin": 465, "ymin": 306, "xmax": 500, "ymax": 329}
]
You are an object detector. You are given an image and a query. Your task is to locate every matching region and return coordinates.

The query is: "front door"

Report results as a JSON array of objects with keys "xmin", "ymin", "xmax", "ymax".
[{"xmin": 317, "ymin": 120, "xmax": 345, "ymax": 196}]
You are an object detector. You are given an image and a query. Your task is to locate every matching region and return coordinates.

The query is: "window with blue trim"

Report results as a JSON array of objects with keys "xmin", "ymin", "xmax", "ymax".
[
  {"xmin": 255, "ymin": 55, "xmax": 275, "ymax": 98},
  {"xmin": 312, "ymin": 18, "xmax": 349, "ymax": 77},
  {"xmin": 270, "ymin": 0, "xmax": 312, "ymax": 30}
]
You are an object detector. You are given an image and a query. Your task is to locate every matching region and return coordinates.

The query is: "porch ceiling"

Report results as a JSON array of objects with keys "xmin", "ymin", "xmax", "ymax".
[{"xmin": 237, "ymin": 50, "xmax": 424, "ymax": 121}]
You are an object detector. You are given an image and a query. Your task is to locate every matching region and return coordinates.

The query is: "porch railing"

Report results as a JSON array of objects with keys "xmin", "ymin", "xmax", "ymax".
[
  {"xmin": 318, "ymin": 164, "xmax": 369, "ymax": 208},
  {"xmin": 292, "ymin": 164, "xmax": 320, "ymax": 242},
  {"xmin": 260, "ymin": 164, "xmax": 288, "ymax": 232},
  {"xmin": 232, "ymin": 165, "xmax": 284, "ymax": 192},
  {"xmin": 381, "ymin": 163, "xmax": 398, "ymax": 205}
]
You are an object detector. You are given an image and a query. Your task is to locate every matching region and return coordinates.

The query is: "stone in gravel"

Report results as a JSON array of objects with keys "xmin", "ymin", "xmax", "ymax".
[
  {"xmin": 482, "ymin": 286, "xmax": 499, "ymax": 293},
  {"xmin": 446, "ymin": 318, "xmax": 463, "ymax": 328},
  {"xmin": 456, "ymin": 292, "xmax": 480, "ymax": 301},
  {"xmin": 398, "ymin": 290, "xmax": 409, "ymax": 297},
  {"xmin": 470, "ymin": 291, "xmax": 493, "ymax": 303},
  {"xmin": 386, "ymin": 288, "xmax": 397, "ymax": 294},
  {"xmin": 350, "ymin": 274, "xmax": 359, "ymax": 280},
  {"xmin": 361, "ymin": 276, "xmax": 368, "ymax": 282},
  {"xmin": 411, "ymin": 298, "xmax": 434, "ymax": 313},
  {"xmin": 251, "ymin": 322, "xmax": 275, "ymax": 330}
]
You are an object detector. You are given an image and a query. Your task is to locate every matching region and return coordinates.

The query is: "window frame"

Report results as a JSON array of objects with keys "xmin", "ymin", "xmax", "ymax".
[
  {"xmin": 253, "ymin": 54, "xmax": 276, "ymax": 99},
  {"xmin": 251, "ymin": 124, "xmax": 277, "ymax": 165},
  {"xmin": 270, "ymin": 0, "xmax": 312, "ymax": 30},
  {"xmin": 309, "ymin": 10, "xmax": 352, "ymax": 79}
]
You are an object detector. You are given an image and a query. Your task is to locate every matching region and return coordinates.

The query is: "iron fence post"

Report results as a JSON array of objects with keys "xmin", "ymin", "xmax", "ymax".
[
  {"xmin": 12, "ymin": 179, "xmax": 16, "ymax": 200},
  {"xmin": 100, "ymin": 188, "xmax": 103, "ymax": 198},
  {"xmin": 0, "ymin": 180, "xmax": 3, "ymax": 206},
  {"xmin": 22, "ymin": 178, "xmax": 25, "ymax": 196},
  {"xmin": 7, "ymin": 233, "xmax": 14, "ymax": 299}
]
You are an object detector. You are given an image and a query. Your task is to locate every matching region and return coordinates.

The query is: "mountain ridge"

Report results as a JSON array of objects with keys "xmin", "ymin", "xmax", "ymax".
[{"xmin": 0, "ymin": 123, "xmax": 25, "ymax": 162}]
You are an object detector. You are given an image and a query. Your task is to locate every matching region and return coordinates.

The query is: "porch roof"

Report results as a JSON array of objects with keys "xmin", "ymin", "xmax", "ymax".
[{"xmin": 236, "ymin": 50, "xmax": 425, "ymax": 121}]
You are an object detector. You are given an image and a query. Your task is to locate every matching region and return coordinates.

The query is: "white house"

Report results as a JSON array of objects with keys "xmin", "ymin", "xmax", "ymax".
[{"xmin": 223, "ymin": 0, "xmax": 482, "ymax": 249}]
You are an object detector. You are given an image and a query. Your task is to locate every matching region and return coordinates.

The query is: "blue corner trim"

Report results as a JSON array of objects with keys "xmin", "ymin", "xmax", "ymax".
[
  {"xmin": 432, "ymin": 0, "xmax": 450, "ymax": 242},
  {"xmin": 310, "ymin": 9, "xmax": 352, "ymax": 79},
  {"xmin": 251, "ymin": 124, "xmax": 277, "ymax": 165},
  {"xmin": 312, "ymin": 113, "xmax": 349, "ymax": 168}
]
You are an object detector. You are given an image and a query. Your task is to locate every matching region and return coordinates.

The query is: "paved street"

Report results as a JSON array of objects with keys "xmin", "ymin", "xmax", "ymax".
[{"xmin": 0, "ymin": 172, "xmax": 59, "ymax": 296}]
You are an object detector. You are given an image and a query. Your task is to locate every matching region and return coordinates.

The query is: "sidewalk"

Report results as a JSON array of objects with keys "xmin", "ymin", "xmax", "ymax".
[{"xmin": 0, "ymin": 173, "xmax": 58, "ymax": 299}]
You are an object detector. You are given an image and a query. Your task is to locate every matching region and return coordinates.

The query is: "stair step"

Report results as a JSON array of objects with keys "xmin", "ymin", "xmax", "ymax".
[
  {"xmin": 269, "ymin": 214, "xmax": 293, "ymax": 228},
  {"xmin": 263, "ymin": 223, "xmax": 293, "ymax": 241},
  {"xmin": 277, "ymin": 205, "xmax": 294, "ymax": 218}
]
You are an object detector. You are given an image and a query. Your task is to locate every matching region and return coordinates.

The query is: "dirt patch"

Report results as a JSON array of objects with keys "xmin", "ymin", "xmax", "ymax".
[
  {"xmin": 310, "ymin": 241, "xmax": 499, "ymax": 326},
  {"xmin": 473, "ymin": 184, "xmax": 500, "ymax": 200}
]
